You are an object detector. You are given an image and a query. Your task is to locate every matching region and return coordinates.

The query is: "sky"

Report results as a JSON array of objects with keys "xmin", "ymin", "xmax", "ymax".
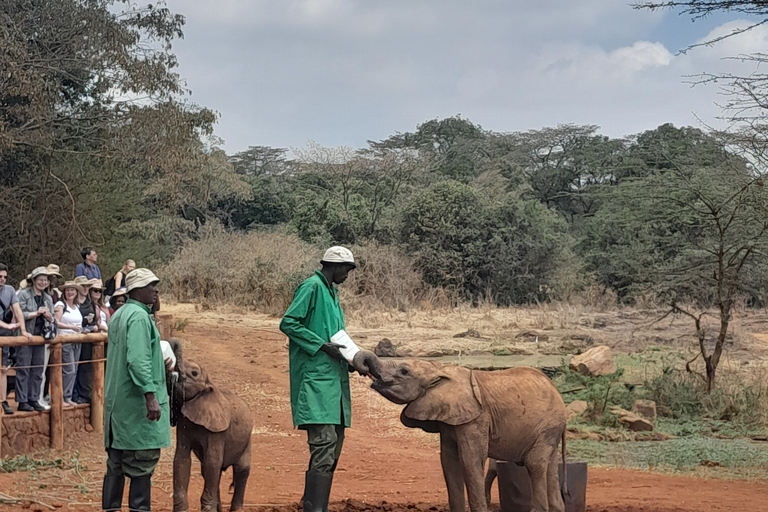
[{"xmin": 160, "ymin": 1, "xmax": 768, "ymax": 153}]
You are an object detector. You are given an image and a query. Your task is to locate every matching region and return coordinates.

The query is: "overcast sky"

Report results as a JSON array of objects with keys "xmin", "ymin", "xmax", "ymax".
[{"xmin": 161, "ymin": 1, "xmax": 768, "ymax": 153}]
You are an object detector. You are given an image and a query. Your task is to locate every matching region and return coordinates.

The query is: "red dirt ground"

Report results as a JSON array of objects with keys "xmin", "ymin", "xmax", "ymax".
[{"xmin": 3, "ymin": 317, "xmax": 768, "ymax": 512}]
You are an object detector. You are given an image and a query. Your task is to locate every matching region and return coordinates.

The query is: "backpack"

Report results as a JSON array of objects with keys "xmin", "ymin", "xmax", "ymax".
[{"xmin": 104, "ymin": 275, "xmax": 117, "ymax": 296}]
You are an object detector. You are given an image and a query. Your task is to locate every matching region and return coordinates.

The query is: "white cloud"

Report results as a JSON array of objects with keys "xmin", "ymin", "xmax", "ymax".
[{"xmin": 159, "ymin": 1, "xmax": 766, "ymax": 150}]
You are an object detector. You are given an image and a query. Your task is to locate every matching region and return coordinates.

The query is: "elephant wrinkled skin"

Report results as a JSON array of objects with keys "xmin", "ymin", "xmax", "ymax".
[
  {"xmin": 368, "ymin": 356, "xmax": 567, "ymax": 512},
  {"xmin": 170, "ymin": 341, "xmax": 253, "ymax": 512}
]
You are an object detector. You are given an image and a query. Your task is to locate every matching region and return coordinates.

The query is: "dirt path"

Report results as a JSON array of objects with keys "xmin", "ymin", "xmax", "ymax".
[{"xmin": 3, "ymin": 309, "xmax": 768, "ymax": 512}]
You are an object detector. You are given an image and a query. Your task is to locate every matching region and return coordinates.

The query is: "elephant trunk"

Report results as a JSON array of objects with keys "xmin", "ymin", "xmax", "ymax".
[{"xmin": 362, "ymin": 350, "xmax": 384, "ymax": 380}]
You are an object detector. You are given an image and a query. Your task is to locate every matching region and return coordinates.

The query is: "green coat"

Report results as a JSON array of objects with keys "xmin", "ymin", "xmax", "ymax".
[
  {"xmin": 280, "ymin": 271, "xmax": 351, "ymax": 428},
  {"xmin": 104, "ymin": 299, "xmax": 171, "ymax": 450}
]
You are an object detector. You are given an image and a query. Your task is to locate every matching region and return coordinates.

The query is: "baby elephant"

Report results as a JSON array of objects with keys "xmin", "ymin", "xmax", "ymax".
[{"xmin": 170, "ymin": 342, "xmax": 252, "ymax": 512}]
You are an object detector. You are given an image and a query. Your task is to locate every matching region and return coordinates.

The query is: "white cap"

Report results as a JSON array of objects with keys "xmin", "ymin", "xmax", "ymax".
[
  {"xmin": 125, "ymin": 268, "xmax": 160, "ymax": 292},
  {"xmin": 321, "ymin": 246, "xmax": 356, "ymax": 267}
]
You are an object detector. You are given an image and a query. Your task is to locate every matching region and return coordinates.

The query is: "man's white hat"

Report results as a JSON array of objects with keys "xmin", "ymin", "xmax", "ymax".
[
  {"xmin": 125, "ymin": 268, "xmax": 160, "ymax": 292},
  {"xmin": 321, "ymin": 246, "xmax": 356, "ymax": 267}
]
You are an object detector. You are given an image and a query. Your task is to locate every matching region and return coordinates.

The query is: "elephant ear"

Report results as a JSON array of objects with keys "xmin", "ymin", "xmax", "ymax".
[
  {"xmin": 182, "ymin": 386, "xmax": 231, "ymax": 433},
  {"xmin": 400, "ymin": 410, "xmax": 440, "ymax": 433},
  {"xmin": 403, "ymin": 366, "xmax": 483, "ymax": 426}
]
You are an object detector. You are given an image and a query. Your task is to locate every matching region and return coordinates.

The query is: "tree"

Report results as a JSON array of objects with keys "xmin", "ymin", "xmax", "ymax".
[{"xmin": 585, "ymin": 128, "xmax": 768, "ymax": 391}]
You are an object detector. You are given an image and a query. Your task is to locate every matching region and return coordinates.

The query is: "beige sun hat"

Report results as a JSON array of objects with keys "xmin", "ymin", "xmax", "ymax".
[
  {"xmin": 321, "ymin": 246, "xmax": 356, "ymax": 267},
  {"xmin": 19, "ymin": 274, "xmax": 31, "ymax": 289},
  {"xmin": 29, "ymin": 267, "xmax": 51, "ymax": 281},
  {"xmin": 45, "ymin": 264, "xmax": 63, "ymax": 278},
  {"xmin": 59, "ymin": 281, "xmax": 84, "ymax": 295},
  {"xmin": 88, "ymin": 278, "xmax": 105, "ymax": 291},
  {"xmin": 125, "ymin": 268, "xmax": 160, "ymax": 292},
  {"xmin": 73, "ymin": 276, "xmax": 92, "ymax": 288},
  {"xmin": 111, "ymin": 287, "xmax": 128, "ymax": 298}
]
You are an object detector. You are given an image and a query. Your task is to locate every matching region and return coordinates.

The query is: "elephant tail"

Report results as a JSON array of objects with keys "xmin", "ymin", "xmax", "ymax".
[{"xmin": 561, "ymin": 428, "xmax": 569, "ymax": 499}]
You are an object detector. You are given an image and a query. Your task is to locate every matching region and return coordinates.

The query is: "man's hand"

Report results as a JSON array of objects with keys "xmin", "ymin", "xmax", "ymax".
[
  {"xmin": 22, "ymin": 331, "xmax": 33, "ymax": 343},
  {"xmin": 164, "ymin": 357, "xmax": 175, "ymax": 372},
  {"xmin": 319, "ymin": 342, "xmax": 345, "ymax": 361},
  {"xmin": 145, "ymin": 392, "xmax": 161, "ymax": 421}
]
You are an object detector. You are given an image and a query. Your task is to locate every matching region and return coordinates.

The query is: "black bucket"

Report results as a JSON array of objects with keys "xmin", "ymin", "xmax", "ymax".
[{"xmin": 496, "ymin": 460, "xmax": 587, "ymax": 512}]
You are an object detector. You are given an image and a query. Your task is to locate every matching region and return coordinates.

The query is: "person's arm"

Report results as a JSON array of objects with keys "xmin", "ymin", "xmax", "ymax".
[
  {"xmin": 114, "ymin": 271, "xmax": 123, "ymax": 289},
  {"xmin": 125, "ymin": 314, "xmax": 162, "ymax": 420},
  {"xmin": 11, "ymin": 302, "xmax": 32, "ymax": 341},
  {"xmin": 279, "ymin": 282, "xmax": 327, "ymax": 356}
]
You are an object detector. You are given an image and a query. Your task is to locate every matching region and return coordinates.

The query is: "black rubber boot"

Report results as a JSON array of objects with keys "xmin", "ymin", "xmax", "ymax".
[
  {"xmin": 102, "ymin": 473, "xmax": 125, "ymax": 511},
  {"xmin": 128, "ymin": 476, "xmax": 152, "ymax": 512},
  {"xmin": 302, "ymin": 470, "xmax": 334, "ymax": 512}
]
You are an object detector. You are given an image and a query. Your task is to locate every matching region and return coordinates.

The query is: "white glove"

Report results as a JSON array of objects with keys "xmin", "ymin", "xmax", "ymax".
[{"xmin": 330, "ymin": 330, "xmax": 360, "ymax": 364}]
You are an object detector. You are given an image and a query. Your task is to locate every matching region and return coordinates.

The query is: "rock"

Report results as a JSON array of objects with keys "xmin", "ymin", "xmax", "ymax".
[
  {"xmin": 453, "ymin": 329, "xmax": 484, "ymax": 339},
  {"xmin": 419, "ymin": 349, "xmax": 444, "ymax": 358},
  {"xmin": 84, "ymin": 423, "xmax": 94, "ymax": 433},
  {"xmin": 374, "ymin": 339, "xmax": 398, "ymax": 357},
  {"xmin": 515, "ymin": 330, "xmax": 549, "ymax": 342},
  {"xmin": 565, "ymin": 400, "xmax": 588, "ymax": 421},
  {"xmin": 632, "ymin": 399, "xmax": 657, "ymax": 423},
  {"xmin": 441, "ymin": 348, "xmax": 459, "ymax": 356},
  {"xmin": 569, "ymin": 345, "xmax": 616, "ymax": 376},
  {"xmin": 610, "ymin": 407, "xmax": 654, "ymax": 432},
  {"xmin": 395, "ymin": 346, "xmax": 414, "ymax": 357}
]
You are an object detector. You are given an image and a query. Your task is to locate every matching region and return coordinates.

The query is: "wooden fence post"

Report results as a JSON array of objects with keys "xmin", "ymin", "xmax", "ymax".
[
  {"xmin": 49, "ymin": 343, "xmax": 63, "ymax": 449},
  {"xmin": 91, "ymin": 341, "xmax": 105, "ymax": 434}
]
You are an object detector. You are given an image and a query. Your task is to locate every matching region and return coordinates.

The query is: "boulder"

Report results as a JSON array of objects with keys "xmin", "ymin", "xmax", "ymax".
[
  {"xmin": 610, "ymin": 407, "xmax": 654, "ymax": 432},
  {"xmin": 515, "ymin": 330, "xmax": 549, "ymax": 342},
  {"xmin": 569, "ymin": 345, "xmax": 615, "ymax": 376},
  {"xmin": 565, "ymin": 400, "xmax": 588, "ymax": 421},
  {"xmin": 632, "ymin": 399, "xmax": 657, "ymax": 423},
  {"xmin": 374, "ymin": 338, "xmax": 397, "ymax": 357}
]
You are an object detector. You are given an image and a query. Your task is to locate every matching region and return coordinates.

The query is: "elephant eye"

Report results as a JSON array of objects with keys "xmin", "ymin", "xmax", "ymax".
[
  {"xmin": 191, "ymin": 370, "xmax": 198, "ymax": 377},
  {"xmin": 399, "ymin": 367, "xmax": 409, "ymax": 376}
]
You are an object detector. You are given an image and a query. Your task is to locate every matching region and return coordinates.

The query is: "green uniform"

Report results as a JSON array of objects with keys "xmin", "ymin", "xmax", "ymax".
[
  {"xmin": 104, "ymin": 299, "xmax": 170, "ymax": 451},
  {"xmin": 280, "ymin": 271, "xmax": 351, "ymax": 428}
]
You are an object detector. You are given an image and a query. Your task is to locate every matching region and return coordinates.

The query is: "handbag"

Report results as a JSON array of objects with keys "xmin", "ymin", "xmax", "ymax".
[
  {"xmin": 42, "ymin": 319, "xmax": 57, "ymax": 340},
  {"xmin": 0, "ymin": 296, "xmax": 13, "ymax": 324}
]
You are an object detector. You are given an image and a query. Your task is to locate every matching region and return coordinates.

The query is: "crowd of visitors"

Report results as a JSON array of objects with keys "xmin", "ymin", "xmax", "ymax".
[{"xmin": 0, "ymin": 254, "xmax": 138, "ymax": 414}]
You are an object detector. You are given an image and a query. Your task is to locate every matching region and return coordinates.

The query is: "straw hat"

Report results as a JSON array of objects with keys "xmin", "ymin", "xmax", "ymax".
[
  {"xmin": 88, "ymin": 278, "xmax": 105, "ymax": 291},
  {"xmin": 125, "ymin": 269, "xmax": 160, "ymax": 292},
  {"xmin": 59, "ymin": 281, "xmax": 83, "ymax": 295},
  {"xmin": 29, "ymin": 267, "xmax": 51, "ymax": 281},
  {"xmin": 45, "ymin": 264, "xmax": 63, "ymax": 278},
  {"xmin": 19, "ymin": 275, "xmax": 30, "ymax": 289},
  {"xmin": 111, "ymin": 287, "xmax": 127, "ymax": 298},
  {"xmin": 74, "ymin": 276, "xmax": 92, "ymax": 288}
]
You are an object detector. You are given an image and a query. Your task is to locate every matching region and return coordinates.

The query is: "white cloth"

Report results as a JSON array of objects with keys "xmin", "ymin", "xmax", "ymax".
[
  {"xmin": 330, "ymin": 330, "xmax": 360, "ymax": 363},
  {"xmin": 160, "ymin": 339, "xmax": 176, "ymax": 370},
  {"xmin": 54, "ymin": 301, "xmax": 83, "ymax": 335}
]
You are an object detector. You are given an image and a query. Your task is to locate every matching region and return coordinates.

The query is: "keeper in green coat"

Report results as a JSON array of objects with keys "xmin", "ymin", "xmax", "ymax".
[
  {"xmin": 280, "ymin": 247, "xmax": 376, "ymax": 512},
  {"xmin": 102, "ymin": 269, "xmax": 169, "ymax": 512}
]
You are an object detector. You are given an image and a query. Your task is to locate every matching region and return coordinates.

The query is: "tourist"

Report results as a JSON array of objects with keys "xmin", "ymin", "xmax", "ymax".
[
  {"xmin": 45, "ymin": 264, "xmax": 63, "ymax": 303},
  {"xmin": 102, "ymin": 269, "xmax": 169, "ymax": 512},
  {"xmin": 75, "ymin": 247, "xmax": 101, "ymax": 280},
  {"xmin": 73, "ymin": 278, "xmax": 102, "ymax": 404},
  {"xmin": 39, "ymin": 263, "xmax": 64, "ymax": 406},
  {"xmin": 279, "ymin": 247, "xmax": 372, "ymax": 512},
  {"xmin": 105, "ymin": 260, "xmax": 135, "ymax": 299},
  {"xmin": 109, "ymin": 288, "xmax": 128, "ymax": 315},
  {"xmin": 17, "ymin": 267, "xmax": 55, "ymax": 412},
  {"xmin": 0, "ymin": 264, "xmax": 33, "ymax": 415},
  {"xmin": 54, "ymin": 281, "xmax": 83, "ymax": 407}
]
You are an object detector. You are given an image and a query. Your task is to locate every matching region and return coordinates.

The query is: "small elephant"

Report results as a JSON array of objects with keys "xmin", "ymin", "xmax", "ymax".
[
  {"xmin": 170, "ymin": 341, "xmax": 252, "ymax": 512},
  {"xmin": 368, "ymin": 355, "xmax": 567, "ymax": 512}
]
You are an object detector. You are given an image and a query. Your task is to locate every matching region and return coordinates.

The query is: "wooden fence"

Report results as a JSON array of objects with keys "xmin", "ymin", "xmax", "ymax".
[{"xmin": 0, "ymin": 333, "xmax": 108, "ymax": 458}]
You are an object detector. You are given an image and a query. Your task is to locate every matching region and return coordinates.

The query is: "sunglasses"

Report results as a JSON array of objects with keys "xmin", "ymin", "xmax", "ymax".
[
  {"xmin": 0, "ymin": 275, "xmax": 7, "ymax": 279},
  {"xmin": 92, "ymin": 290, "xmax": 102, "ymax": 294}
]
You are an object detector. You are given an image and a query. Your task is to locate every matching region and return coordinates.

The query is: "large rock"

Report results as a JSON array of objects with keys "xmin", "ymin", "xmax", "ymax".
[
  {"xmin": 374, "ymin": 338, "xmax": 397, "ymax": 357},
  {"xmin": 632, "ymin": 399, "xmax": 657, "ymax": 424},
  {"xmin": 569, "ymin": 345, "xmax": 616, "ymax": 376},
  {"xmin": 610, "ymin": 407, "xmax": 654, "ymax": 432},
  {"xmin": 565, "ymin": 400, "xmax": 588, "ymax": 421}
]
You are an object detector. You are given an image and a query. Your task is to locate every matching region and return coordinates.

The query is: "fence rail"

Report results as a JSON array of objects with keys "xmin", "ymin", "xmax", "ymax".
[{"xmin": 0, "ymin": 333, "xmax": 108, "ymax": 458}]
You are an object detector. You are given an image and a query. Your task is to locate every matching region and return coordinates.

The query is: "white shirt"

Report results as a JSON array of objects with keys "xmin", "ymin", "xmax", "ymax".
[{"xmin": 54, "ymin": 301, "xmax": 83, "ymax": 335}]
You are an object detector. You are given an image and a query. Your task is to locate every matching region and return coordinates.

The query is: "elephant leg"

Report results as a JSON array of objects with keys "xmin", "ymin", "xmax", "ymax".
[
  {"xmin": 230, "ymin": 449, "xmax": 251, "ymax": 511},
  {"xmin": 173, "ymin": 433, "xmax": 192, "ymax": 512},
  {"xmin": 547, "ymin": 449, "xmax": 565, "ymax": 512},
  {"xmin": 439, "ymin": 431, "xmax": 465, "ymax": 512},
  {"xmin": 524, "ymin": 445, "xmax": 551, "ymax": 512},
  {"xmin": 455, "ymin": 423, "xmax": 489, "ymax": 512},
  {"xmin": 201, "ymin": 449, "xmax": 224, "ymax": 512},
  {"xmin": 484, "ymin": 459, "xmax": 497, "ymax": 505}
]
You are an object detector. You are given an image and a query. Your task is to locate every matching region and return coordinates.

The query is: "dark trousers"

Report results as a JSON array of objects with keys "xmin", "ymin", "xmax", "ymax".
[
  {"xmin": 106, "ymin": 448, "xmax": 161, "ymax": 478},
  {"xmin": 306, "ymin": 424, "xmax": 345, "ymax": 473},
  {"xmin": 15, "ymin": 344, "xmax": 45, "ymax": 404},
  {"xmin": 73, "ymin": 342, "xmax": 93, "ymax": 402}
]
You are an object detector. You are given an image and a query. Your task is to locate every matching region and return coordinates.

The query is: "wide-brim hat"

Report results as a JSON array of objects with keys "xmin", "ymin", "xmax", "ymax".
[
  {"xmin": 29, "ymin": 267, "xmax": 51, "ymax": 281},
  {"xmin": 45, "ymin": 264, "xmax": 63, "ymax": 278},
  {"xmin": 320, "ymin": 246, "xmax": 356, "ymax": 268},
  {"xmin": 88, "ymin": 278, "xmax": 105, "ymax": 291},
  {"xmin": 125, "ymin": 268, "xmax": 160, "ymax": 292},
  {"xmin": 59, "ymin": 281, "xmax": 84, "ymax": 294},
  {"xmin": 73, "ymin": 276, "xmax": 93, "ymax": 288},
  {"xmin": 111, "ymin": 287, "xmax": 127, "ymax": 298}
]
